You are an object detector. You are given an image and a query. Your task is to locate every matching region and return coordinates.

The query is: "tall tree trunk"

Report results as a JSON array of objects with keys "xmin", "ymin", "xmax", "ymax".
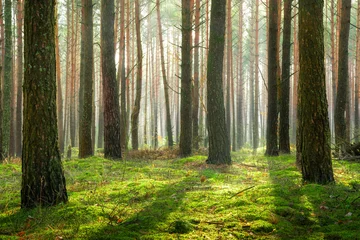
[
  {"xmin": 297, "ymin": 0, "xmax": 334, "ymax": 184},
  {"xmin": 292, "ymin": 5, "xmax": 299, "ymax": 143},
  {"xmin": 79, "ymin": 0, "xmax": 93, "ymax": 158},
  {"xmin": 179, "ymin": 0, "xmax": 193, "ymax": 157},
  {"xmin": 226, "ymin": 0, "xmax": 232, "ymax": 150},
  {"xmin": 70, "ymin": 0, "xmax": 77, "ymax": 147},
  {"xmin": 236, "ymin": 0, "xmax": 243, "ymax": 150},
  {"xmin": 253, "ymin": 0, "xmax": 259, "ymax": 152},
  {"xmin": 131, "ymin": 0, "xmax": 142, "ymax": 150},
  {"xmin": 279, "ymin": 0, "xmax": 292, "ymax": 154},
  {"xmin": 265, "ymin": 0, "xmax": 279, "ymax": 156},
  {"xmin": 335, "ymin": 0, "xmax": 351, "ymax": 152},
  {"xmin": 156, "ymin": 0, "xmax": 173, "ymax": 148},
  {"xmin": 192, "ymin": 0, "xmax": 200, "ymax": 150},
  {"xmin": 101, "ymin": 0, "xmax": 122, "ymax": 159},
  {"xmin": 206, "ymin": 0, "xmax": 231, "ymax": 165},
  {"xmin": 119, "ymin": 0, "xmax": 126, "ymax": 151},
  {"xmin": 3, "ymin": 0, "xmax": 12, "ymax": 157},
  {"xmin": 330, "ymin": 0, "xmax": 337, "ymax": 136},
  {"xmin": 16, "ymin": 0, "xmax": 23, "ymax": 157},
  {"xmin": 355, "ymin": 0, "xmax": 360, "ymax": 142},
  {"xmin": 22, "ymin": 0, "xmax": 68, "ymax": 208}
]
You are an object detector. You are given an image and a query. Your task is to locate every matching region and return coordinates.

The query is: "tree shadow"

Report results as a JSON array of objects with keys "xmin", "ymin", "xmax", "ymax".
[{"xmin": 87, "ymin": 177, "xmax": 191, "ymax": 239}]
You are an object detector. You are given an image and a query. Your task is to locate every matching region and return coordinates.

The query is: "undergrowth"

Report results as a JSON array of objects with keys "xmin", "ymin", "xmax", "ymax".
[{"xmin": 0, "ymin": 150, "xmax": 359, "ymax": 239}]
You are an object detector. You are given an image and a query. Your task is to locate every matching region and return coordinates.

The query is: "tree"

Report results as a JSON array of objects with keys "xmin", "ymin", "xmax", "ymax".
[
  {"xmin": 79, "ymin": 0, "xmax": 94, "ymax": 158},
  {"xmin": 16, "ymin": 0, "xmax": 23, "ymax": 157},
  {"xmin": 335, "ymin": 0, "xmax": 351, "ymax": 152},
  {"xmin": 206, "ymin": 0, "xmax": 231, "ymax": 165},
  {"xmin": 101, "ymin": 0, "xmax": 122, "ymax": 159},
  {"xmin": 355, "ymin": 0, "xmax": 360, "ymax": 142},
  {"xmin": 3, "ymin": 0, "xmax": 12, "ymax": 157},
  {"xmin": 265, "ymin": 0, "xmax": 279, "ymax": 156},
  {"xmin": 21, "ymin": 0, "xmax": 68, "ymax": 208},
  {"xmin": 236, "ymin": 0, "xmax": 243, "ymax": 150},
  {"xmin": 131, "ymin": 0, "xmax": 142, "ymax": 150},
  {"xmin": 297, "ymin": 0, "xmax": 334, "ymax": 184},
  {"xmin": 279, "ymin": 0, "xmax": 292, "ymax": 154},
  {"xmin": 179, "ymin": 0, "xmax": 192, "ymax": 157}
]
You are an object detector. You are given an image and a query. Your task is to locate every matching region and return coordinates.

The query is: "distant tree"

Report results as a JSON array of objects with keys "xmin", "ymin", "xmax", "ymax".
[
  {"xmin": 335, "ymin": 0, "xmax": 351, "ymax": 153},
  {"xmin": 131, "ymin": 0, "xmax": 142, "ymax": 150},
  {"xmin": 297, "ymin": 0, "xmax": 334, "ymax": 184},
  {"xmin": 101, "ymin": 0, "xmax": 122, "ymax": 159},
  {"xmin": 179, "ymin": 0, "xmax": 193, "ymax": 157},
  {"xmin": 79, "ymin": 0, "xmax": 93, "ymax": 158},
  {"xmin": 22, "ymin": 0, "xmax": 68, "ymax": 208},
  {"xmin": 355, "ymin": 0, "xmax": 360, "ymax": 142},
  {"xmin": 206, "ymin": 0, "xmax": 231, "ymax": 165},
  {"xmin": 265, "ymin": 0, "xmax": 279, "ymax": 156},
  {"xmin": 279, "ymin": 0, "xmax": 292, "ymax": 154}
]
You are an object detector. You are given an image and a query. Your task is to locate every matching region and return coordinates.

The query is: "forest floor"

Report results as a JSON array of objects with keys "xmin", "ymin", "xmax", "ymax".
[{"xmin": 1, "ymin": 149, "xmax": 360, "ymax": 240}]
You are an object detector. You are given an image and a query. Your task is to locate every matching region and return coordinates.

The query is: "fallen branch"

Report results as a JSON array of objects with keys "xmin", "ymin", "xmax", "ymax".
[{"xmin": 230, "ymin": 186, "xmax": 255, "ymax": 199}]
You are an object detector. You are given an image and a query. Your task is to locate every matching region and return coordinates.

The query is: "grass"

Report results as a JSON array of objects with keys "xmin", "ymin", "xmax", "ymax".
[{"xmin": 1, "ymin": 150, "xmax": 360, "ymax": 239}]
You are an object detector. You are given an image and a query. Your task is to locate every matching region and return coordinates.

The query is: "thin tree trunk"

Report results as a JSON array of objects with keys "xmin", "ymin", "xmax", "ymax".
[
  {"xmin": 16, "ymin": 0, "xmax": 23, "ymax": 157},
  {"xmin": 156, "ymin": 0, "xmax": 173, "ymax": 148},
  {"xmin": 355, "ymin": 0, "xmax": 360, "ymax": 142},
  {"xmin": 236, "ymin": 0, "xmax": 243, "ymax": 150},
  {"xmin": 131, "ymin": 0, "xmax": 142, "ymax": 150},
  {"xmin": 119, "ymin": 0, "xmax": 126, "ymax": 151},
  {"xmin": 279, "ymin": 0, "xmax": 292, "ymax": 154},
  {"xmin": 253, "ymin": 0, "xmax": 259, "ymax": 152}
]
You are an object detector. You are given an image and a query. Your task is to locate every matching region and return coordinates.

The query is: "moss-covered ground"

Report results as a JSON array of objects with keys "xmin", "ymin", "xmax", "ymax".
[{"xmin": 1, "ymin": 149, "xmax": 360, "ymax": 239}]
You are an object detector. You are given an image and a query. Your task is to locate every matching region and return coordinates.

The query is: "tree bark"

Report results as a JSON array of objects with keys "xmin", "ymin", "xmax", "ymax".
[
  {"xmin": 131, "ymin": 0, "xmax": 142, "ymax": 150},
  {"xmin": 265, "ymin": 0, "xmax": 279, "ymax": 156},
  {"xmin": 101, "ymin": 0, "xmax": 122, "ymax": 159},
  {"xmin": 253, "ymin": 0, "xmax": 259, "ymax": 152},
  {"xmin": 79, "ymin": 0, "xmax": 94, "ymax": 158},
  {"xmin": 16, "ymin": 0, "xmax": 23, "ymax": 157},
  {"xmin": 335, "ymin": 0, "xmax": 351, "ymax": 152},
  {"xmin": 206, "ymin": 0, "xmax": 231, "ymax": 165},
  {"xmin": 355, "ymin": 0, "xmax": 360, "ymax": 142},
  {"xmin": 297, "ymin": 0, "xmax": 334, "ymax": 184},
  {"xmin": 179, "ymin": 0, "xmax": 193, "ymax": 157},
  {"xmin": 236, "ymin": 0, "xmax": 243, "ymax": 150},
  {"xmin": 279, "ymin": 0, "xmax": 292, "ymax": 154},
  {"xmin": 22, "ymin": 0, "xmax": 68, "ymax": 208}
]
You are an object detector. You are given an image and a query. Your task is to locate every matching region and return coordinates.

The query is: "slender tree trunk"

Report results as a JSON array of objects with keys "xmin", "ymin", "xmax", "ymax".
[
  {"xmin": 156, "ymin": 0, "xmax": 173, "ymax": 148},
  {"xmin": 101, "ymin": 0, "xmax": 122, "ymax": 159},
  {"xmin": 297, "ymin": 0, "xmax": 334, "ymax": 184},
  {"xmin": 22, "ymin": 0, "xmax": 68, "ymax": 208},
  {"xmin": 225, "ymin": 0, "xmax": 232, "ymax": 150},
  {"xmin": 236, "ymin": 0, "xmax": 243, "ymax": 150},
  {"xmin": 70, "ymin": 0, "xmax": 77, "ymax": 147},
  {"xmin": 119, "ymin": 0, "xmax": 126, "ymax": 151},
  {"xmin": 131, "ymin": 0, "xmax": 142, "ymax": 150},
  {"xmin": 79, "ymin": 0, "xmax": 93, "ymax": 158},
  {"xmin": 253, "ymin": 0, "xmax": 259, "ymax": 152},
  {"xmin": 15, "ymin": 0, "xmax": 23, "ymax": 157},
  {"xmin": 279, "ymin": 0, "xmax": 292, "ymax": 154},
  {"xmin": 192, "ymin": 0, "xmax": 200, "ymax": 150},
  {"xmin": 292, "ymin": 5, "xmax": 299, "ymax": 143},
  {"xmin": 179, "ymin": 0, "xmax": 193, "ymax": 157},
  {"xmin": 355, "ymin": 0, "xmax": 360, "ymax": 142},
  {"xmin": 335, "ymin": 0, "xmax": 351, "ymax": 152},
  {"xmin": 3, "ymin": 0, "xmax": 12, "ymax": 158},
  {"xmin": 265, "ymin": 0, "xmax": 279, "ymax": 156}
]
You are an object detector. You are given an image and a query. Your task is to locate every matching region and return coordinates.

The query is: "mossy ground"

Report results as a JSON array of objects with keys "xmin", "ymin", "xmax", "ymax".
[{"xmin": 1, "ymin": 149, "xmax": 360, "ymax": 239}]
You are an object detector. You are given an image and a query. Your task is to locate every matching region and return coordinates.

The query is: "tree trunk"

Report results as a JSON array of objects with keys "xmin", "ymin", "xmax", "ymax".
[
  {"xmin": 179, "ymin": 0, "xmax": 193, "ymax": 157},
  {"xmin": 130, "ymin": 0, "xmax": 142, "ymax": 150},
  {"xmin": 192, "ymin": 0, "xmax": 200, "ymax": 150},
  {"xmin": 253, "ymin": 0, "xmax": 259, "ymax": 152},
  {"xmin": 297, "ymin": 0, "xmax": 334, "ymax": 184},
  {"xmin": 279, "ymin": 0, "xmax": 292, "ymax": 154},
  {"xmin": 355, "ymin": 0, "xmax": 360, "ymax": 142},
  {"xmin": 236, "ymin": 0, "xmax": 243, "ymax": 150},
  {"xmin": 292, "ymin": 6, "xmax": 299, "ymax": 144},
  {"xmin": 119, "ymin": 0, "xmax": 126, "ymax": 151},
  {"xmin": 206, "ymin": 0, "xmax": 231, "ymax": 165},
  {"xmin": 265, "ymin": 0, "xmax": 279, "ymax": 156},
  {"xmin": 79, "ymin": 0, "xmax": 93, "ymax": 158},
  {"xmin": 101, "ymin": 0, "xmax": 122, "ymax": 159},
  {"xmin": 16, "ymin": 0, "xmax": 23, "ymax": 157},
  {"xmin": 22, "ymin": 0, "xmax": 68, "ymax": 208},
  {"xmin": 335, "ymin": 0, "xmax": 351, "ymax": 152},
  {"xmin": 225, "ymin": 0, "xmax": 231, "ymax": 149},
  {"xmin": 3, "ymin": 0, "xmax": 12, "ymax": 158}
]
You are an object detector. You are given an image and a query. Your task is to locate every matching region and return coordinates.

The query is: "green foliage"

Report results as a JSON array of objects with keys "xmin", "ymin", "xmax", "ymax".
[{"xmin": 1, "ymin": 152, "xmax": 360, "ymax": 239}]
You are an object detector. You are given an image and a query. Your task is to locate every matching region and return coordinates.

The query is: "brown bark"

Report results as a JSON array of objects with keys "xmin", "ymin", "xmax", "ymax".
[
  {"xmin": 179, "ymin": 0, "xmax": 193, "ymax": 157},
  {"xmin": 22, "ymin": 0, "xmax": 68, "ymax": 208},
  {"xmin": 355, "ymin": 0, "xmax": 360, "ymax": 142},
  {"xmin": 131, "ymin": 0, "xmax": 142, "ymax": 150},
  {"xmin": 236, "ymin": 0, "xmax": 243, "ymax": 150},
  {"xmin": 101, "ymin": 0, "xmax": 122, "ymax": 159},
  {"xmin": 226, "ymin": 0, "xmax": 232, "ymax": 150},
  {"xmin": 254, "ymin": 0, "xmax": 259, "ymax": 152}
]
